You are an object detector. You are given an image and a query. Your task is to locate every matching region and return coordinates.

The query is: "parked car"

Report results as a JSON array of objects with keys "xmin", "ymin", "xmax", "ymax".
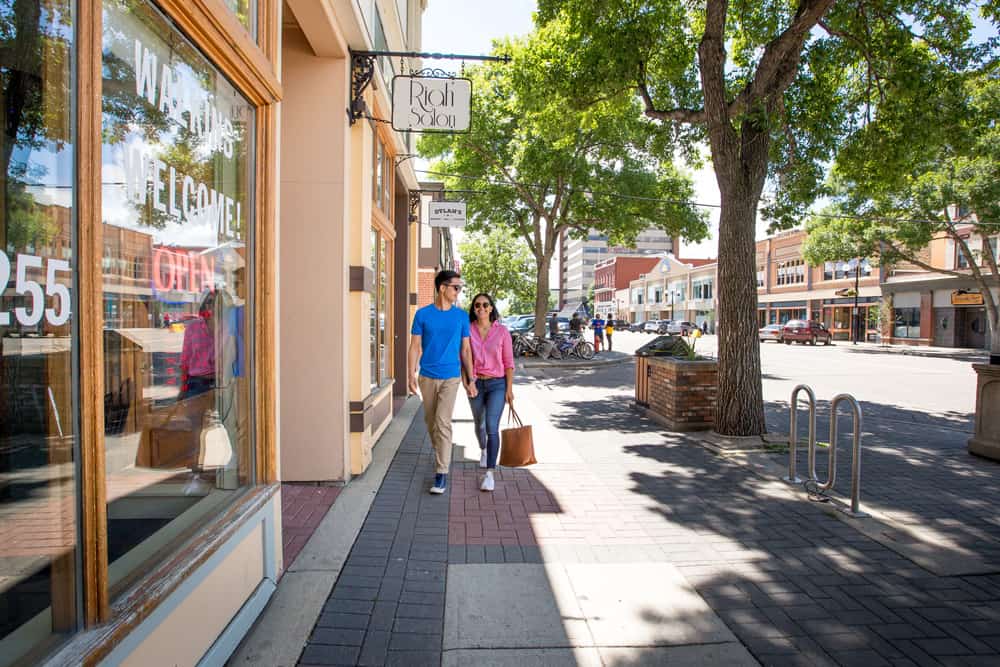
[
  {"xmin": 781, "ymin": 319, "xmax": 833, "ymax": 345},
  {"xmin": 644, "ymin": 319, "xmax": 666, "ymax": 333},
  {"xmin": 666, "ymin": 320, "xmax": 696, "ymax": 335},
  {"xmin": 758, "ymin": 323, "xmax": 784, "ymax": 343},
  {"xmin": 508, "ymin": 316, "xmax": 535, "ymax": 334},
  {"xmin": 628, "ymin": 320, "xmax": 647, "ymax": 333}
]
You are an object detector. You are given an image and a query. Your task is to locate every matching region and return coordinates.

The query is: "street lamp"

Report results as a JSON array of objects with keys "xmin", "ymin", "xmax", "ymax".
[
  {"xmin": 847, "ymin": 257, "xmax": 861, "ymax": 345},
  {"xmin": 669, "ymin": 288, "xmax": 675, "ymax": 321}
]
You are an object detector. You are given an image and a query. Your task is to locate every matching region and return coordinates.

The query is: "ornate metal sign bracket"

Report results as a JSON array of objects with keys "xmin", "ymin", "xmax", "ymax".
[{"xmin": 348, "ymin": 50, "xmax": 510, "ymax": 125}]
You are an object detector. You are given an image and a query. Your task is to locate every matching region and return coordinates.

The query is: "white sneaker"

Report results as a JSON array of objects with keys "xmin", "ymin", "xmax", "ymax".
[
  {"xmin": 479, "ymin": 449, "xmax": 487, "ymax": 468},
  {"xmin": 480, "ymin": 470, "xmax": 495, "ymax": 492}
]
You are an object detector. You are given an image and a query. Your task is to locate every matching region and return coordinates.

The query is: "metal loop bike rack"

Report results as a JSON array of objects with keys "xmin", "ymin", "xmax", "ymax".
[
  {"xmin": 786, "ymin": 386, "xmax": 866, "ymax": 517},
  {"xmin": 785, "ymin": 384, "xmax": 815, "ymax": 484}
]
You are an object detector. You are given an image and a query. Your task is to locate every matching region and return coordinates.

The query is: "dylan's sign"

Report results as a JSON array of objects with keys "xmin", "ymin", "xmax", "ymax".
[
  {"xmin": 428, "ymin": 202, "xmax": 467, "ymax": 228},
  {"xmin": 392, "ymin": 76, "xmax": 471, "ymax": 133}
]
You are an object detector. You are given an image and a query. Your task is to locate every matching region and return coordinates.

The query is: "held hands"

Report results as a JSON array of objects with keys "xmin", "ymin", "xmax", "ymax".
[{"xmin": 465, "ymin": 380, "xmax": 479, "ymax": 398}]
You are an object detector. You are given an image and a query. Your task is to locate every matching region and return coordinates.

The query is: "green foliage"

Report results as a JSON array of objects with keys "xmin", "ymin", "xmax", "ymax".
[
  {"xmin": 418, "ymin": 17, "xmax": 707, "ymax": 331},
  {"xmin": 803, "ymin": 69, "xmax": 1000, "ymax": 266},
  {"xmin": 538, "ymin": 0, "xmax": 993, "ymax": 230},
  {"xmin": 457, "ymin": 227, "xmax": 537, "ymax": 316}
]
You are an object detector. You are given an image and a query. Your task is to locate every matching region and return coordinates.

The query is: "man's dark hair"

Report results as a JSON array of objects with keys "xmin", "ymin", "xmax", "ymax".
[{"xmin": 434, "ymin": 269, "xmax": 461, "ymax": 292}]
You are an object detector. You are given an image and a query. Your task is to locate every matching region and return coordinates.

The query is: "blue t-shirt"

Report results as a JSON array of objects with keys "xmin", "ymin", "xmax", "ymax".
[
  {"xmin": 411, "ymin": 304, "xmax": 470, "ymax": 379},
  {"xmin": 591, "ymin": 318, "xmax": 605, "ymax": 334}
]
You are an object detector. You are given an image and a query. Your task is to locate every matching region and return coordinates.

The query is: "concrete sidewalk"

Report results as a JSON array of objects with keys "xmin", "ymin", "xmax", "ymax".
[{"xmin": 235, "ymin": 360, "xmax": 1000, "ymax": 666}]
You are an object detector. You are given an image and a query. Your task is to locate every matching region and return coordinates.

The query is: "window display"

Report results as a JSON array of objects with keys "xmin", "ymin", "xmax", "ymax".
[
  {"xmin": 0, "ymin": 0, "xmax": 79, "ymax": 663},
  {"xmin": 101, "ymin": 0, "xmax": 255, "ymax": 592}
]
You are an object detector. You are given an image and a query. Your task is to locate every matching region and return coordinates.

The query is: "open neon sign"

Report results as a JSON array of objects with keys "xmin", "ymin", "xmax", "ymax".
[{"xmin": 152, "ymin": 248, "xmax": 215, "ymax": 294}]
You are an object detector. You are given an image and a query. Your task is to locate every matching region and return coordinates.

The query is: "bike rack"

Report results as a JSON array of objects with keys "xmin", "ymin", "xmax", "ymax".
[
  {"xmin": 785, "ymin": 384, "xmax": 815, "ymax": 484},
  {"xmin": 786, "ymin": 386, "xmax": 866, "ymax": 517}
]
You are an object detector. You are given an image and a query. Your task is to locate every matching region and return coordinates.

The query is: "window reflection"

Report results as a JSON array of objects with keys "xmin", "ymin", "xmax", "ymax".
[
  {"xmin": 0, "ymin": 0, "xmax": 79, "ymax": 663},
  {"xmin": 101, "ymin": 0, "xmax": 254, "ymax": 592}
]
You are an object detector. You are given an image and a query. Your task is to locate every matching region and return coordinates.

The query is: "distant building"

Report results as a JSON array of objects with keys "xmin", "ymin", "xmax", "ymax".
[{"xmin": 559, "ymin": 228, "xmax": 678, "ymax": 307}]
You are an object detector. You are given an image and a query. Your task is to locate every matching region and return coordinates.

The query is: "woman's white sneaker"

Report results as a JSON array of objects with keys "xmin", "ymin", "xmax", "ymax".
[
  {"xmin": 479, "ymin": 449, "xmax": 488, "ymax": 468},
  {"xmin": 480, "ymin": 470, "xmax": 495, "ymax": 492}
]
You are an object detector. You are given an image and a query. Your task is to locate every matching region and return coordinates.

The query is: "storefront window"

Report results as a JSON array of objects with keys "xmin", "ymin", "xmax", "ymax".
[
  {"xmin": 894, "ymin": 308, "xmax": 921, "ymax": 338},
  {"xmin": 101, "ymin": 0, "xmax": 255, "ymax": 592},
  {"xmin": 369, "ymin": 230, "xmax": 391, "ymax": 389},
  {"xmin": 222, "ymin": 0, "xmax": 257, "ymax": 37},
  {"xmin": 0, "ymin": 1, "xmax": 79, "ymax": 662}
]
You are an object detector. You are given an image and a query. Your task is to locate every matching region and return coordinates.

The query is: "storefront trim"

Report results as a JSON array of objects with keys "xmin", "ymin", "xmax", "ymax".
[
  {"xmin": 350, "ymin": 380, "xmax": 394, "ymax": 433},
  {"xmin": 157, "ymin": 0, "xmax": 282, "ymax": 105},
  {"xmin": 43, "ymin": 484, "xmax": 279, "ymax": 666},
  {"xmin": 349, "ymin": 265, "xmax": 376, "ymax": 292}
]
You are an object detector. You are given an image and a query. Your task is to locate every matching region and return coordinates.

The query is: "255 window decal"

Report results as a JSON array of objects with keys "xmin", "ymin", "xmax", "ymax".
[{"xmin": 0, "ymin": 253, "xmax": 72, "ymax": 327}]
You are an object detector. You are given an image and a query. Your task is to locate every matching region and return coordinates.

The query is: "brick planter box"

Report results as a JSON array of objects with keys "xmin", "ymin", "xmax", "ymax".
[{"xmin": 636, "ymin": 356, "xmax": 718, "ymax": 431}]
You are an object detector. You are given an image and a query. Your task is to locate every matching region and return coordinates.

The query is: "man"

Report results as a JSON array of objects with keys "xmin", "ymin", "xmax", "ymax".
[
  {"xmin": 569, "ymin": 313, "xmax": 582, "ymax": 333},
  {"xmin": 408, "ymin": 270, "xmax": 477, "ymax": 495},
  {"xmin": 590, "ymin": 313, "xmax": 605, "ymax": 352},
  {"xmin": 549, "ymin": 312, "xmax": 559, "ymax": 337}
]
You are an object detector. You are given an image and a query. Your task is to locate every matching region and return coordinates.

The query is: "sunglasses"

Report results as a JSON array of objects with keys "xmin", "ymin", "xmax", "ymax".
[
  {"xmin": 446, "ymin": 283, "xmax": 463, "ymax": 292},
  {"xmin": 474, "ymin": 302, "xmax": 492, "ymax": 309}
]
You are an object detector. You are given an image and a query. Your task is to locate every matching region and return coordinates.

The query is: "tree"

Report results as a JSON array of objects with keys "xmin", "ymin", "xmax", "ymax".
[
  {"xmin": 538, "ymin": 0, "xmax": 993, "ymax": 434},
  {"xmin": 457, "ymin": 226, "xmax": 537, "ymax": 316},
  {"xmin": 803, "ymin": 70, "xmax": 1000, "ymax": 355},
  {"xmin": 418, "ymin": 19, "xmax": 707, "ymax": 337}
]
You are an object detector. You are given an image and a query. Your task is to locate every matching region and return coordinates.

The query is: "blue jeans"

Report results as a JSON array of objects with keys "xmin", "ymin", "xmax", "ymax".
[{"xmin": 468, "ymin": 377, "xmax": 507, "ymax": 469}]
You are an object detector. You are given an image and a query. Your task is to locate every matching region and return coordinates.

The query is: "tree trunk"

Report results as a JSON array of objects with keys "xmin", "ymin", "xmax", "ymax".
[
  {"xmin": 712, "ymin": 140, "xmax": 768, "ymax": 436},
  {"xmin": 533, "ymin": 252, "xmax": 553, "ymax": 337}
]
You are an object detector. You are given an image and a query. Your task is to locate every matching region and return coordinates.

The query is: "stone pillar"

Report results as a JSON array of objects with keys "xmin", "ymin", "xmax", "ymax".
[{"xmin": 969, "ymin": 364, "xmax": 1000, "ymax": 461}]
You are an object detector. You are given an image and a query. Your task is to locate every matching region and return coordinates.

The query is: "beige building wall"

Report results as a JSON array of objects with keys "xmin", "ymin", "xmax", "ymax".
[{"xmin": 278, "ymin": 24, "xmax": 353, "ymax": 482}]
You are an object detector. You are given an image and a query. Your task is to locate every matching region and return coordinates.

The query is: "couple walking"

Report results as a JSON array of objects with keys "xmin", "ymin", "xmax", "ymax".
[{"xmin": 407, "ymin": 270, "xmax": 514, "ymax": 495}]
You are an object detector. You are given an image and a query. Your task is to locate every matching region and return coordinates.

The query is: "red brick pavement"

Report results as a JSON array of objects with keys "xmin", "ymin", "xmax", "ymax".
[
  {"xmin": 448, "ymin": 465, "xmax": 685, "ymax": 548},
  {"xmin": 280, "ymin": 483, "xmax": 341, "ymax": 569}
]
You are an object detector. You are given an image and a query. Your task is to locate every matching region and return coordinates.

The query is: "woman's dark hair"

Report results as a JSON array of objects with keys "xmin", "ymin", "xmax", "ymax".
[{"xmin": 468, "ymin": 292, "xmax": 499, "ymax": 323}]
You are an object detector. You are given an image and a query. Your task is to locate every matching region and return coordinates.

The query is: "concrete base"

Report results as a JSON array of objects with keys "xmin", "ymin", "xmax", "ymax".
[
  {"xmin": 444, "ymin": 563, "xmax": 755, "ymax": 664},
  {"xmin": 968, "ymin": 364, "xmax": 1000, "ymax": 462}
]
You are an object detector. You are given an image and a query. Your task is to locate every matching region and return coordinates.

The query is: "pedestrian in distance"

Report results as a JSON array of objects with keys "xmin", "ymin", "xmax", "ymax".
[
  {"xmin": 569, "ymin": 313, "xmax": 582, "ymax": 333},
  {"xmin": 465, "ymin": 292, "xmax": 514, "ymax": 492},
  {"xmin": 549, "ymin": 312, "xmax": 559, "ymax": 337},
  {"xmin": 701, "ymin": 321, "xmax": 708, "ymax": 335},
  {"xmin": 408, "ymin": 270, "xmax": 478, "ymax": 495},
  {"xmin": 591, "ymin": 313, "xmax": 605, "ymax": 352},
  {"xmin": 604, "ymin": 315, "xmax": 614, "ymax": 351}
]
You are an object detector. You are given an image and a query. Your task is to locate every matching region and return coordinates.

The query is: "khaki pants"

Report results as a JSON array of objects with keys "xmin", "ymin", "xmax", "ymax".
[{"xmin": 418, "ymin": 376, "xmax": 462, "ymax": 474}]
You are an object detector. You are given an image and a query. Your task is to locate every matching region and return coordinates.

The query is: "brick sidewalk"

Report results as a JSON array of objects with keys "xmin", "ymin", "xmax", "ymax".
[
  {"xmin": 294, "ymin": 365, "xmax": 1000, "ymax": 666},
  {"xmin": 282, "ymin": 484, "xmax": 342, "ymax": 568}
]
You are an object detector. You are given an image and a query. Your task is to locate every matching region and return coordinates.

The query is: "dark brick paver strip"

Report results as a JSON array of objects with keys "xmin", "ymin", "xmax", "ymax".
[
  {"xmin": 282, "ymin": 484, "xmax": 342, "ymax": 568},
  {"xmin": 299, "ymin": 413, "xmax": 447, "ymax": 667}
]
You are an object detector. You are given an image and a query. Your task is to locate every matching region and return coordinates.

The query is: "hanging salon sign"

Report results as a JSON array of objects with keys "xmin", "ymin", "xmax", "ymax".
[
  {"xmin": 428, "ymin": 201, "xmax": 467, "ymax": 227},
  {"xmin": 392, "ymin": 75, "xmax": 472, "ymax": 133}
]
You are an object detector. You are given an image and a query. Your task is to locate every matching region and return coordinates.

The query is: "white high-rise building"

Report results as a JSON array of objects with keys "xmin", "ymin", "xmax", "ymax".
[{"xmin": 559, "ymin": 229, "xmax": 678, "ymax": 307}]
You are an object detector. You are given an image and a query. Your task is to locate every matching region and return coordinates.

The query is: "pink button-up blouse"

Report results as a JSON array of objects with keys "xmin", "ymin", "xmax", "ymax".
[{"xmin": 470, "ymin": 321, "xmax": 514, "ymax": 379}]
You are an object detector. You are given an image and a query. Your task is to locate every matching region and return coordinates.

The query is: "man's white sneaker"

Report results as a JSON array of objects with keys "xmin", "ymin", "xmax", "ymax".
[
  {"xmin": 480, "ymin": 470, "xmax": 495, "ymax": 492},
  {"xmin": 479, "ymin": 449, "xmax": 488, "ymax": 468}
]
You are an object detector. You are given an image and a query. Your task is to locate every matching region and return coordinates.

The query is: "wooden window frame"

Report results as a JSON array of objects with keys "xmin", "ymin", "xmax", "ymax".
[{"xmin": 71, "ymin": 0, "xmax": 281, "ymax": 660}]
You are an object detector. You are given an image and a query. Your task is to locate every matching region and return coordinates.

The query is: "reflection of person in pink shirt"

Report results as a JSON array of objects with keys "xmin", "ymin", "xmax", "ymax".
[
  {"xmin": 180, "ymin": 294, "xmax": 216, "ymax": 399},
  {"xmin": 464, "ymin": 293, "xmax": 514, "ymax": 492}
]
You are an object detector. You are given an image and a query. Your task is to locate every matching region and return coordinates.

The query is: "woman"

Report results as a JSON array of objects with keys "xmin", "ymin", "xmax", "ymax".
[
  {"xmin": 604, "ymin": 315, "xmax": 614, "ymax": 351},
  {"xmin": 465, "ymin": 293, "xmax": 514, "ymax": 492}
]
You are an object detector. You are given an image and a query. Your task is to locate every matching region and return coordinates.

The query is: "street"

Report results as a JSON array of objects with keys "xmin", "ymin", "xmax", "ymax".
[{"xmin": 289, "ymin": 338, "xmax": 1000, "ymax": 666}]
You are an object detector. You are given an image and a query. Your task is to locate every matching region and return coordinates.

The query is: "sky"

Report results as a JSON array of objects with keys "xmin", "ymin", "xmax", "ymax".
[
  {"xmin": 418, "ymin": 1, "xmax": 999, "ymax": 262},
  {"xmin": 418, "ymin": 0, "xmax": 723, "ymax": 261}
]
